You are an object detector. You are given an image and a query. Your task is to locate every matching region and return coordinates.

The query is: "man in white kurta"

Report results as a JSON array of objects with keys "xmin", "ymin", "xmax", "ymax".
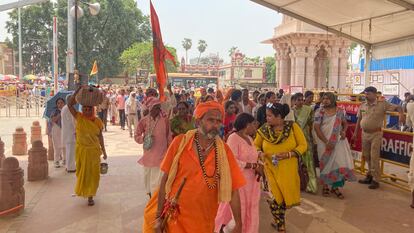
[{"xmin": 61, "ymin": 96, "xmax": 76, "ymax": 172}]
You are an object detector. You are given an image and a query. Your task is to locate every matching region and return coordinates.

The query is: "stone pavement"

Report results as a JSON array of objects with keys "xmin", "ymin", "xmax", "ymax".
[{"xmin": 0, "ymin": 117, "xmax": 413, "ymax": 233}]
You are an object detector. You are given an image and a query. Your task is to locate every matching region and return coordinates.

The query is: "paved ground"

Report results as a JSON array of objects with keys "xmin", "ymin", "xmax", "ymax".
[{"xmin": 0, "ymin": 116, "xmax": 413, "ymax": 233}]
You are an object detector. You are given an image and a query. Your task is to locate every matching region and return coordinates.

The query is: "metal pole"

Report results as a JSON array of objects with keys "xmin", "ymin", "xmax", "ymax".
[
  {"xmin": 74, "ymin": 0, "xmax": 79, "ymax": 86},
  {"xmin": 364, "ymin": 45, "xmax": 372, "ymax": 87},
  {"xmin": 74, "ymin": 0, "xmax": 77, "ymax": 70},
  {"xmin": 53, "ymin": 16, "xmax": 58, "ymax": 94},
  {"xmin": 18, "ymin": 6, "xmax": 23, "ymax": 80},
  {"xmin": 67, "ymin": 0, "xmax": 74, "ymax": 82}
]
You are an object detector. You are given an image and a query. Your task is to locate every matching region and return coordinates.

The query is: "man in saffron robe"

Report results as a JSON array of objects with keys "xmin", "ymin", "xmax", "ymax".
[{"xmin": 143, "ymin": 101, "xmax": 246, "ymax": 233}]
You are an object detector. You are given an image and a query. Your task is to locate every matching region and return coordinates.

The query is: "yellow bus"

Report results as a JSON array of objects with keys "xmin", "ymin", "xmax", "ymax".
[{"xmin": 149, "ymin": 73, "xmax": 219, "ymax": 90}]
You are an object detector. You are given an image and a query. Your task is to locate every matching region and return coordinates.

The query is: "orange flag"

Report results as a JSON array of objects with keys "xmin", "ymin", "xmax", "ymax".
[
  {"xmin": 90, "ymin": 60, "xmax": 98, "ymax": 76},
  {"xmin": 150, "ymin": 0, "xmax": 176, "ymax": 102}
]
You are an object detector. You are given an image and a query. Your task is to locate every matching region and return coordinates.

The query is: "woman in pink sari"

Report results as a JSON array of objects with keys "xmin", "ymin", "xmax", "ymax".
[{"xmin": 215, "ymin": 113, "xmax": 263, "ymax": 233}]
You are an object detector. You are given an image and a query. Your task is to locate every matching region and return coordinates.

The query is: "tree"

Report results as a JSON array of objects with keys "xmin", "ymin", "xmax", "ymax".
[
  {"xmin": 228, "ymin": 46, "xmax": 237, "ymax": 57},
  {"xmin": 197, "ymin": 40, "xmax": 207, "ymax": 65},
  {"xmin": 182, "ymin": 38, "xmax": 192, "ymax": 65},
  {"xmin": 348, "ymin": 42, "xmax": 358, "ymax": 70},
  {"xmin": 264, "ymin": 56, "xmax": 276, "ymax": 83},
  {"xmin": 6, "ymin": 0, "xmax": 151, "ymax": 78},
  {"xmin": 6, "ymin": 1, "xmax": 55, "ymax": 75},
  {"xmin": 119, "ymin": 41, "xmax": 178, "ymax": 74}
]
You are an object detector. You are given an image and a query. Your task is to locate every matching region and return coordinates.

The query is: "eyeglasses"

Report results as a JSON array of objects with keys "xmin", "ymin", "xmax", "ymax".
[{"xmin": 266, "ymin": 103, "xmax": 274, "ymax": 108}]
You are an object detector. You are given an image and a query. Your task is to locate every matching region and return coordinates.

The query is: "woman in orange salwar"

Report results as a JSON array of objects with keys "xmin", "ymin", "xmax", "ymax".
[{"xmin": 68, "ymin": 86, "xmax": 108, "ymax": 206}]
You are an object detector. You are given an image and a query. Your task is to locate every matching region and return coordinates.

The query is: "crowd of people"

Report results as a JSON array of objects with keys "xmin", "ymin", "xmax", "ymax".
[{"xmin": 47, "ymin": 84, "xmax": 414, "ymax": 233}]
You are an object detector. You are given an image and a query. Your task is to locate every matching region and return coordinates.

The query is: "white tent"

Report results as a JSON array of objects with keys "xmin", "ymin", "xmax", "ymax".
[
  {"xmin": 251, "ymin": 0, "xmax": 414, "ymax": 84},
  {"xmin": 0, "ymin": 0, "xmax": 48, "ymax": 12}
]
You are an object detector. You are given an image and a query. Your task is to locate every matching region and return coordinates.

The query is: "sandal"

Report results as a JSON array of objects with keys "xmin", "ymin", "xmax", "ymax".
[
  {"xmin": 88, "ymin": 198, "xmax": 95, "ymax": 206},
  {"xmin": 322, "ymin": 186, "xmax": 330, "ymax": 197},
  {"xmin": 277, "ymin": 222, "xmax": 286, "ymax": 232},
  {"xmin": 331, "ymin": 188, "xmax": 344, "ymax": 199}
]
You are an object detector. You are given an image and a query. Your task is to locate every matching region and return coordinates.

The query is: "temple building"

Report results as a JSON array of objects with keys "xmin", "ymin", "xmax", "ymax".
[
  {"xmin": 264, "ymin": 16, "xmax": 351, "ymax": 90},
  {"xmin": 0, "ymin": 42, "xmax": 15, "ymax": 75}
]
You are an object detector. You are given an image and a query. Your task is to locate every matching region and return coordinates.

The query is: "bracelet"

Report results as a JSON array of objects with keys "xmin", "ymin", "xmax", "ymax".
[{"xmin": 288, "ymin": 152, "xmax": 292, "ymax": 159}]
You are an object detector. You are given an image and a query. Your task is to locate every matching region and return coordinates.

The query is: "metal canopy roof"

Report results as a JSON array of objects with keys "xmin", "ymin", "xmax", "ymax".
[{"xmin": 251, "ymin": 0, "xmax": 414, "ymax": 48}]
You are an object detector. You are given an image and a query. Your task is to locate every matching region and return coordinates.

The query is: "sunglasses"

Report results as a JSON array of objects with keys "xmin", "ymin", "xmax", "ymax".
[{"xmin": 266, "ymin": 103, "xmax": 274, "ymax": 108}]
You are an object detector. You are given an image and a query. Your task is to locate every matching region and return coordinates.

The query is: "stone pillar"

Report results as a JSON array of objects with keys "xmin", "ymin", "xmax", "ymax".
[
  {"xmin": 290, "ymin": 52, "xmax": 296, "ymax": 86},
  {"xmin": 338, "ymin": 48, "xmax": 349, "ymax": 89},
  {"xmin": 12, "ymin": 127, "xmax": 27, "ymax": 156},
  {"xmin": 46, "ymin": 120, "xmax": 54, "ymax": 161},
  {"xmin": 0, "ymin": 137, "xmax": 5, "ymax": 168},
  {"xmin": 275, "ymin": 53, "xmax": 282, "ymax": 88},
  {"xmin": 293, "ymin": 46, "xmax": 307, "ymax": 87},
  {"xmin": 305, "ymin": 48, "xmax": 317, "ymax": 89},
  {"xmin": 27, "ymin": 141, "xmax": 48, "ymax": 181},
  {"xmin": 0, "ymin": 157, "xmax": 25, "ymax": 216},
  {"xmin": 279, "ymin": 53, "xmax": 290, "ymax": 88},
  {"xmin": 328, "ymin": 47, "xmax": 340, "ymax": 89},
  {"xmin": 30, "ymin": 121, "xmax": 42, "ymax": 144}
]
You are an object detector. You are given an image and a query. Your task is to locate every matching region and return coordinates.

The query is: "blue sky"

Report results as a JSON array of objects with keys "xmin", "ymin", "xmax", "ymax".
[{"xmin": 0, "ymin": 0, "xmax": 282, "ymax": 62}]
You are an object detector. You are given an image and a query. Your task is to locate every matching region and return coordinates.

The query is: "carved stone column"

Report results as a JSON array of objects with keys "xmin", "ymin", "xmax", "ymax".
[
  {"xmin": 338, "ymin": 48, "xmax": 349, "ymax": 89},
  {"xmin": 293, "ymin": 46, "xmax": 307, "ymax": 87},
  {"xmin": 279, "ymin": 49, "xmax": 290, "ymax": 88},
  {"xmin": 305, "ymin": 48, "xmax": 317, "ymax": 89},
  {"xmin": 289, "ymin": 52, "xmax": 296, "ymax": 86},
  {"xmin": 328, "ymin": 47, "xmax": 340, "ymax": 89}
]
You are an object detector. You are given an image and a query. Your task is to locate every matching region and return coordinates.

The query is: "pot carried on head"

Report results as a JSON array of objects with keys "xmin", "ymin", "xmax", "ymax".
[{"xmin": 75, "ymin": 86, "xmax": 103, "ymax": 106}]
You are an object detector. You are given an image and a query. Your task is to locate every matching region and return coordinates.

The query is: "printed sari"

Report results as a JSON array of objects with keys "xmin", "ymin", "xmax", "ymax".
[{"xmin": 314, "ymin": 108, "xmax": 356, "ymax": 188}]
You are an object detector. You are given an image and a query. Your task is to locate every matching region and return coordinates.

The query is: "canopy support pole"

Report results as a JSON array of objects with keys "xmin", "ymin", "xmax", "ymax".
[{"xmin": 364, "ymin": 45, "xmax": 372, "ymax": 88}]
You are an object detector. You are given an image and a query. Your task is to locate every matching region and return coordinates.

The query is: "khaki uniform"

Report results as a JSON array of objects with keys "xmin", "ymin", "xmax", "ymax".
[{"xmin": 357, "ymin": 100, "xmax": 397, "ymax": 181}]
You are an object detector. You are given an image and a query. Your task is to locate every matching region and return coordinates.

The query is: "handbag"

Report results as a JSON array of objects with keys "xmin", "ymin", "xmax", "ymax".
[
  {"xmin": 298, "ymin": 155, "xmax": 309, "ymax": 191},
  {"xmin": 143, "ymin": 117, "xmax": 159, "ymax": 150},
  {"xmin": 143, "ymin": 134, "xmax": 153, "ymax": 150}
]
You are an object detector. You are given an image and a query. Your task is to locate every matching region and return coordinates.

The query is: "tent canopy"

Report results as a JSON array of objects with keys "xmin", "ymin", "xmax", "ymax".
[
  {"xmin": 252, "ymin": 0, "xmax": 414, "ymax": 49},
  {"xmin": 0, "ymin": 0, "xmax": 48, "ymax": 12}
]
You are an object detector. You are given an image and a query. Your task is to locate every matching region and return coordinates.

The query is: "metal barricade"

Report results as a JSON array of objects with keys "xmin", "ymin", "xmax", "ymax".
[{"xmin": 0, "ymin": 95, "xmax": 45, "ymax": 117}]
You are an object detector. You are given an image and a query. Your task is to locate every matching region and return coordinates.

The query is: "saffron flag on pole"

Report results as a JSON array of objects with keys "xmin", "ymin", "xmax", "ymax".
[
  {"xmin": 150, "ymin": 0, "xmax": 176, "ymax": 102},
  {"xmin": 90, "ymin": 60, "xmax": 98, "ymax": 76}
]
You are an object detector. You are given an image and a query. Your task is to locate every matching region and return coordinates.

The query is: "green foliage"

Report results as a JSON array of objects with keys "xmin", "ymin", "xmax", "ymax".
[
  {"xmin": 119, "ymin": 42, "xmax": 178, "ymax": 74},
  {"xmin": 264, "ymin": 56, "xmax": 276, "ymax": 83},
  {"xmin": 6, "ymin": 0, "xmax": 151, "ymax": 77},
  {"xmin": 6, "ymin": 1, "xmax": 55, "ymax": 74},
  {"xmin": 182, "ymin": 38, "xmax": 192, "ymax": 64},
  {"xmin": 197, "ymin": 40, "xmax": 207, "ymax": 64},
  {"xmin": 228, "ymin": 46, "xmax": 237, "ymax": 57}
]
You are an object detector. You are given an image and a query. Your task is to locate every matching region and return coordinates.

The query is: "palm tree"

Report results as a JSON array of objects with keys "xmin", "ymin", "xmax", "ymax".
[
  {"xmin": 182, "ymin": 38, "xmax": 192, "ymax": 65},
  {"xmin": 197, "ymin": 40, "xmax": 208, "ymax": 65},
  {"xmin": 228, "ymin": 46, "xmax": 238, "ymax": 58}
]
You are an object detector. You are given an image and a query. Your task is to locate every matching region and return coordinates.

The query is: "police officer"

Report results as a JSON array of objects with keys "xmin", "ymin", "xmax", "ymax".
[{"xmin": 352, "ymin": 86, "xmax": 405, "ymax": 189}]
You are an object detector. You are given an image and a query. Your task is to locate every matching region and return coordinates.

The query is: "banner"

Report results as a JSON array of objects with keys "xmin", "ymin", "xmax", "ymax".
[
  {"xmin": 381, "ymin": 130, "xmax": 412, "ymax": 165},
  {"xmin": 337, "ymin": 101, "xmax": 361, "ymax": 123}
]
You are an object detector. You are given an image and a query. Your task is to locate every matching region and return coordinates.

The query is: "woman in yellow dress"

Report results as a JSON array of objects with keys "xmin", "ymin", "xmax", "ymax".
[
  {"xmin": 254, "ymin": 103, "xmax": 307, "ymax": 232},
  {"xmin": 68, "ymin": 86, "xmax": 108, "ymax": 206}
]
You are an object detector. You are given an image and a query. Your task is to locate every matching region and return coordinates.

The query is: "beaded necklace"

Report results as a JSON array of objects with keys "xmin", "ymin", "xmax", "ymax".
[{"xmin": 194, "ymin": 133, "xmax": 220, "ymax": 189}]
